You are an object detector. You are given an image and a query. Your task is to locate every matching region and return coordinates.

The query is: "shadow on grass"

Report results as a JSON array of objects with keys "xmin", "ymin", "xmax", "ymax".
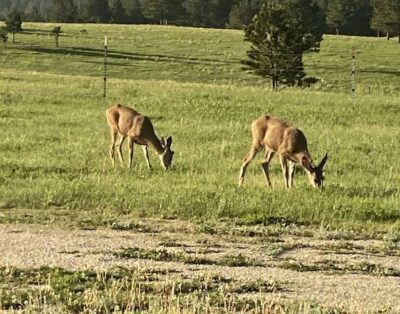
[{"xmin": 18, "ymin": 45, "xmax": 236, "ymax": 66}]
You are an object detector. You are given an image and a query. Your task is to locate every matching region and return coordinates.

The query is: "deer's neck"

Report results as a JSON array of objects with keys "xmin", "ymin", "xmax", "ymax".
[{"xmin": 148, "ymin": 136, "xmax": 165, "ymax": 155}]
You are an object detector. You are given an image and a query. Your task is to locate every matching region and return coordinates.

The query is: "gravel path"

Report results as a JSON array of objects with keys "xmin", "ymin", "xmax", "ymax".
[{"xmin": 1, "ymin": 222, "xmax": 399, "ymax": 313}]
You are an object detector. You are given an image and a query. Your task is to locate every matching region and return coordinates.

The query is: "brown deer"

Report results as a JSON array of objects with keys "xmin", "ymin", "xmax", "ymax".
[
  {"xmin": 238, "ymin": 115, "xmax": 327, "ymax": 189},
  {"xmin": 106, "ymin": 104, "xmax": 174, "ymax": 170}
]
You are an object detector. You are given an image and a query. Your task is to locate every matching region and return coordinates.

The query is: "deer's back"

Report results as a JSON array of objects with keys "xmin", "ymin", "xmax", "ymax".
[
  {"xmin": 253, "ymin": 115, "xmax": 308, "ymax": 154},
  {"xmin": 106, "ymin": 104, "xmax": 156, "ymax": 140}
]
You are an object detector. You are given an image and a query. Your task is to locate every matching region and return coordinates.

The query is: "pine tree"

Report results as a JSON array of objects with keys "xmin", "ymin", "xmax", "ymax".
[{"xmin": 243, "ymin": 0, "xmax": 324, "ymax": 89}]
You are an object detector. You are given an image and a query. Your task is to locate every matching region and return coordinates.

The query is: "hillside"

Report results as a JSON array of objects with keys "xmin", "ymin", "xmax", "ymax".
[{"xmin": 1, "ymin": 23, "xmax": 399, "ymax": 94}]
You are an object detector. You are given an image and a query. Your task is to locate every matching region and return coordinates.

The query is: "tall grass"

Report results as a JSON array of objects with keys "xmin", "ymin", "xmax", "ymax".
[{"xmin": 0, "ymin": 67, "xmax": 399, "ymax": 232}]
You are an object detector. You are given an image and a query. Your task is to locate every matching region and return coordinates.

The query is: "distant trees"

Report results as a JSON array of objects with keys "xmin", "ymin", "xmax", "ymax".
[
  {"xmin": 83, "ymin": 0, "xmax": 111, "ymax": 23},
  {"xmin": 371, "ymin": 0, "xmax": 400, "ymax": 41},
  {"xmin": 26, "ymin": 6, "xmax": 44, "ymax": 22},
  {"xmin": 243, "ymin": 0, "xmax": 325, "ymax": 89},
  {"xmin": 326, "ymin": 0, "xmax": 355, "ymax": 35},
  {"xmin": 125, "ymin": 0, "xmax": 146, "ymax": 24},
  {"xmin": 50, "ymin": 0, "xmax": 77, "ymax": 23},
  {"xmin": 183, "ymin": 0, "xmax": 214, "ymax": 27},
  {"xmin": 110, "ymin": 0, "xmax": 128, "ymax": 24},
  {"xmin": 227, "ymin": 0, "xmax": 261, "ymax": 29},
  {"xmin": 0, "ymin": 0, "xmax": 396, "ymax": 39}
]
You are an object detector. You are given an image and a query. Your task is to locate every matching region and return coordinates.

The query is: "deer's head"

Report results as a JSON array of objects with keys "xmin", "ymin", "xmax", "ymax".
[
  {"xmin": 302, "ymin": 153, "xmax": 328, "ymax": 189},
  {"xmin": 160, "ymin": 136, "xmax": 174, "ymax": 170}
]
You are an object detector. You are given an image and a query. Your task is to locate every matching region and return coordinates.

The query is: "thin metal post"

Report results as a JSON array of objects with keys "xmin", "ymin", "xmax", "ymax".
[
  {"xmin": 351, "ymin": 47, "xmax": 356, "ymax": 100},
  {"xmin": 103, "ymin": 36, "xmax": 108, "ymax": 98}
]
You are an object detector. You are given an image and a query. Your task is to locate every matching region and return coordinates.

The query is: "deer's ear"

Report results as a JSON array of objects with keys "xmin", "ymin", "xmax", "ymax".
[
  {"xmin": 160, "ymin": 137, "xmax": 165, "ymax": 147},
  {"xmin": 318, "ymin": 153, "xmax": 328, "ymax": 170},
  {"xmin": 302, "ymin": 156, "xmax": 314, "ymax": 172},
  {"xmin": 166, "ymin": 136, "xmax": 172, "ymax": 147}
]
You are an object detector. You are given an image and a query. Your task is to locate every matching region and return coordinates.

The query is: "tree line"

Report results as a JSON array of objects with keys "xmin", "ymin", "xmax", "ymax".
[{"xmin": 0, "ymin": 0, "xmax": 399, "ymax": 37}]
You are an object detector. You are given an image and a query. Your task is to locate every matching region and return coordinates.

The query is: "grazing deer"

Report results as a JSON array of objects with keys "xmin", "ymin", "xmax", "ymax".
[
  {"xmin": 238, "ymin": 115, "xmax": 328, "ymax": 189},
  {"xmin": 106, "ymin": 104, "xmax": 174, "ymax": 170}
]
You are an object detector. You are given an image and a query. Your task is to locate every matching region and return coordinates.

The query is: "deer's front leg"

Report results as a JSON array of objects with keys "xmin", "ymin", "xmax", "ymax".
[
  {"xmin": 142, "ymin": 145, "xmax": 152, "ymax": 170},
  {"xmin": 279, "ymin": 154, "xmax": 290, "ymax": 189},
  {"xmin": 261, "ymin": 149, "xmax": 275, "ymax": 188},
  {"xmin": 128, "ymin": 137, "xmax": 135, "ymax": 168}
]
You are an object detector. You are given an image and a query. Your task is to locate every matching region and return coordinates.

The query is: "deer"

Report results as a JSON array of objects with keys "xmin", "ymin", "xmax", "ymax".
[
  {"xmin": 238, "ymin": 115, "xmax": 328, "ymax": 189},
  {"xmin": 106, "ymin": 104, "xmax": 174, "ymax": 170}
]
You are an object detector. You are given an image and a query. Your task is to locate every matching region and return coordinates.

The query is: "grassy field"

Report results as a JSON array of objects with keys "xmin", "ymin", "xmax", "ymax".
[{"xmin": 0, "ymin": 22, "xmax": 399, "ymax": 312}]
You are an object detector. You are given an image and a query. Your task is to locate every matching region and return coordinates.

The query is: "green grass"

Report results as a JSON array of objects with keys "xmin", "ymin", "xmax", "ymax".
[{"xmin": 0, "ymin": 23, "xmax": 399, "ymax": 235}]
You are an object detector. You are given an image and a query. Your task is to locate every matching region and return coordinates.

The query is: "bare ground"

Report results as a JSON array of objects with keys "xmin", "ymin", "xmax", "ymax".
[{"xmin": 0, "ymin": 220, "xmax": 399, "ymax": 313}]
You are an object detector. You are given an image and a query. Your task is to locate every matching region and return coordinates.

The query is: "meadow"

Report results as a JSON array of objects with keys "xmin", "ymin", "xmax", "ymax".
[{"xmin": 0, "ymin": 22, "xmax": 399, "ymax": 312}]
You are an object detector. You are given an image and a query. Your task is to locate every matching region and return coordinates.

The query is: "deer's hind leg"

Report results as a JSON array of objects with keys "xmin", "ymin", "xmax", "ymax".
[
  {"xmin": 238, "ymin": 144, "xmax": 260, "ymax": 186},
  {"xmin": 116, "ymin": 134, "xmax": 126, "ymax": 165},
  {"xmin": 261, "ymin": 149, "xmax": 275, "ymax": 187},
  {"xmin": 109, "ymin": 130, "xmax": 118, "ymax": 166}
]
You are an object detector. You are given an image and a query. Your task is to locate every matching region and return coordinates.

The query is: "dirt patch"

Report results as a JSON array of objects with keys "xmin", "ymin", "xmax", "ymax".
[{"xmin": 0, "ymin": 221, "xmax": 399, "ymax": 313}]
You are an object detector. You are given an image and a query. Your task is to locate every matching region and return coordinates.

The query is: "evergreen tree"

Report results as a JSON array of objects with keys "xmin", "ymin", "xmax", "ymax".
[
  {"xmin": 243, "ymin": 0, "xmax": 324, "ymax": 89},
  {"xmin": 50, "ymin": 0, "xmax": 77, "ymax": 23},
  {"xmin": 227, "ymin": 0, "xmax": 260, "ymax": 29},
  {"xmin": 83, "ymin": 0, "xmax": 111, "ymax": 23},
  {"xmin": 326, "ymin": 0, "xmax": 355, "ymax": 35}
]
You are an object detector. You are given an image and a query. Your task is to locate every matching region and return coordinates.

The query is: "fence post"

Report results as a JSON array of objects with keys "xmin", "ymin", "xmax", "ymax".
[
  {"xmin": 352, "ymin": 47, "xmax": 356, "ymax": 100},
  {"xmin": 103, "ymin": 36, "xmax": 108, "ymax": 98}
]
